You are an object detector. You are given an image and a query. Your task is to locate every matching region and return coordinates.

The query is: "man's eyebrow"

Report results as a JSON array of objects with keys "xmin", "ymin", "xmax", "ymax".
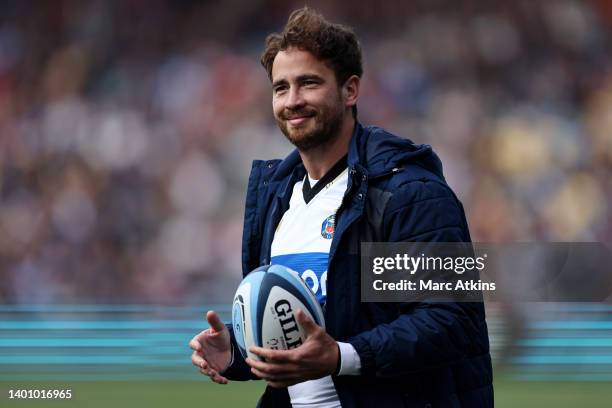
[
  {"xmin": 272, "ymin": 74, "xmax": 324, "ymax": 88},
  {"xmin": 272, "ymin": 78, "xmax": 288, "ymax": 88},
  {"xmin": 296, "ymin": 74, "xmax": 324, "ymax": 82}
]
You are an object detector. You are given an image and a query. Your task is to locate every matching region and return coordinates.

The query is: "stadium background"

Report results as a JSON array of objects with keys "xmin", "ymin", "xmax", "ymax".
[{"xmin": 0, "ymin": 0, "xmax": 611, "ymax": 406}]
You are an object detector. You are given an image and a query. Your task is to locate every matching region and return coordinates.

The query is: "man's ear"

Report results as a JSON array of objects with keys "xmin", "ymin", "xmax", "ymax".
[{"xmin": 342, "ymin": 75, "xmax": 360, "ymax": 110}]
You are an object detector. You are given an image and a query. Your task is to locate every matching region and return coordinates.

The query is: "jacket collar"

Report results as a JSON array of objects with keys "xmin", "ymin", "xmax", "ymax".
[{"xmin": 270, "ymin": 120, "xmax": 443, "ymax": 182}]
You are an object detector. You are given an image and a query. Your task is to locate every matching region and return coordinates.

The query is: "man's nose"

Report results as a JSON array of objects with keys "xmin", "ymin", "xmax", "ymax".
[{"xmin": 285, "ymin": 88, "xmax": 305, "ymax": 110}]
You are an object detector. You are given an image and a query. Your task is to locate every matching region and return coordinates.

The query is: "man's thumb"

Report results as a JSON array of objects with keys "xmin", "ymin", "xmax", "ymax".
[
  {"xmin": 296, "ymin": 309, "xmax": 318, "ymax": 336},
  {"xmin": 206, "ymin": 311, "xmax": 226, "ymax": 333}
]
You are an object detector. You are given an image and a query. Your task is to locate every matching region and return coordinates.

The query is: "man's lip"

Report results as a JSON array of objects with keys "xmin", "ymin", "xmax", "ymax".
[{"xmin": 287, "ymin": 115, "xmax": 312, "ymax": 126}]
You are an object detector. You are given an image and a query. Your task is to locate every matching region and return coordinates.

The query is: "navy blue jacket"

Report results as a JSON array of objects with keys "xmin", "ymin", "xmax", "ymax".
[{"xmin": 224, "ymin": 123, "xmax": 493, "ymax": 407}]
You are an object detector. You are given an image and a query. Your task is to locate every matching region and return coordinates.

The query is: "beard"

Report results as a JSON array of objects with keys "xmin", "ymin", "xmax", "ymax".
[{"xmin": 275, "ymin": 95, "xmax": 344, "ymax": 152}]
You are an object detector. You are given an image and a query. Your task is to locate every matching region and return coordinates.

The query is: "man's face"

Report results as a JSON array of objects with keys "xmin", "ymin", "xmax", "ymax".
[{"xmin": 271, "ymin": 48, "xmax": 345, "ymax": 151}]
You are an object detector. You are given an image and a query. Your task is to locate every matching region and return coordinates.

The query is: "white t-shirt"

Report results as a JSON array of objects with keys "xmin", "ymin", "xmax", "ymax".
[{"xmin": 271, "ymin": 168, "xmax": 356, "ymax": 408}]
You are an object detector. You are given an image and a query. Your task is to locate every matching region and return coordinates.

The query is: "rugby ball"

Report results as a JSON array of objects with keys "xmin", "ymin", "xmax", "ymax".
[{"xmin": 231, "ymin": 264, "xmax": 325, "ymax": 361}]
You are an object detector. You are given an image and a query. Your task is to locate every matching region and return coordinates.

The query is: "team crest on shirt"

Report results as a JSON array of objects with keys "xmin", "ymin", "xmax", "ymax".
[{"xmin": 321, "ymin": 214, "xmax": 335, "ymax": 239}]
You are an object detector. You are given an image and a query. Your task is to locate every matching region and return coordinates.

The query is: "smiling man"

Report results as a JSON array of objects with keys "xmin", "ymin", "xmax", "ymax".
[{"xmin": 190, "ymin": 7, "xmax": 493, "ymax": 408}]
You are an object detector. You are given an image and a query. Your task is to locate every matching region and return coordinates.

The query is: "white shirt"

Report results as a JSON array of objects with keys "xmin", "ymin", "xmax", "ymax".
[{"xmin": 271, "ymin": 169, "xmax": 360, "ymax": 408}]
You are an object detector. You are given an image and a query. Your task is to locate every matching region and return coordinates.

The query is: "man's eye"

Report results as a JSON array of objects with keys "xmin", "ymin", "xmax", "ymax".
[
  {"xmin": 304, "ymin": 80, "xmax": 318, "ymax": 86},
  {"xmin": 274, "ymin": 86, "xmax": 287, "ymax": 94}
]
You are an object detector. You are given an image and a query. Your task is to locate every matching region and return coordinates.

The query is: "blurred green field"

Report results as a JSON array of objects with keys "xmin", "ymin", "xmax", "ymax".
[{"xmin": 1, "ymin": 377, "xmax": 611, "ymax": 407}]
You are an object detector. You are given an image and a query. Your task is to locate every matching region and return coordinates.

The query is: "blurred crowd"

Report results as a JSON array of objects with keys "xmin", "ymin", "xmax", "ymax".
[{"xmin": 0, "ymin": 0, "xmax": 611, "ymax": 304}]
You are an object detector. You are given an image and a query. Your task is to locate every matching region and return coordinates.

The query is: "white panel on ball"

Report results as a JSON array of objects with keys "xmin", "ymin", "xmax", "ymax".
[
  {"xmin": 231, "ymin": 264, "xmax": 326, "ymax": 363},
  {"xmin": 262, "ymin": 286, "xmax": 314, "ymax": 351}
]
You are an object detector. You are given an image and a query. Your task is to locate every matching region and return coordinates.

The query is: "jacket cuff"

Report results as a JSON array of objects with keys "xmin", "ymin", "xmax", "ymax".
[
  {"xmin": 347, "ymin": 335, "xmax": 376, "ymax": 376},
  {"xmin": 221, "ymin": 324, "xmax": 258, "ymax": 381}
]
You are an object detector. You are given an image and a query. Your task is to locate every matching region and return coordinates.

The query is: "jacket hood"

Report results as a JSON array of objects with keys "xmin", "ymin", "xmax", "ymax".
[{"xmin": 350, "ymin": 122, "xmax": 445, "ymax": 180}]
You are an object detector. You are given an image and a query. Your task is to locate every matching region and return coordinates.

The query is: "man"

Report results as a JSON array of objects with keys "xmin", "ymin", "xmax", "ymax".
[{"xmin": 190, "ymin": 7, "xmax": 493, "ymax": 407}]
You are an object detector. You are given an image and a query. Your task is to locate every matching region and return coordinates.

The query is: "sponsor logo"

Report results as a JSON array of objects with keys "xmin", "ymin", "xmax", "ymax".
[
  {"xmin": 301, "ymin": 269, "xmax": 327, "ymax": 299},
  {"xmin": 321, "ymin": 214, "xmax": 335, "ymax": 239},
  {"xmin": 270, "ymin": 254, "xmax": 328, "ymax": 303}
]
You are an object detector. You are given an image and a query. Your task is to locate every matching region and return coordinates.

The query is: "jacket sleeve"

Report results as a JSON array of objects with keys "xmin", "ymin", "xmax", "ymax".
[
  {"xmin": 220, "ymin": 324, "xmax": 260, "ymax": 381},
  {"xmin": 347, "ymin": 179, "xmax": 489, "ymax": 377}
]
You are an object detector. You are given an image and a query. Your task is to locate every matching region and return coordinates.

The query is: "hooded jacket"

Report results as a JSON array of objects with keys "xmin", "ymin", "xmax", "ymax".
[{"xmin": 223, "ymin": 122, "xmax": 494, "ymax": 407}]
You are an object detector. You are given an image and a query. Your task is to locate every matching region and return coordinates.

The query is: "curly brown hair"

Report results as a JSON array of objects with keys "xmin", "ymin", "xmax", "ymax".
[{"xmin": 261, "ymin": 7, "xmax": 363, "ymax": 117}]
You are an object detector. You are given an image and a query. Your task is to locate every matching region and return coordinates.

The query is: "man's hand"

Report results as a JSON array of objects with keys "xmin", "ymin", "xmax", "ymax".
[
  {"xmin": 246, "ymin": 309, "xmax": 339, "ymax": 388},
  {"xmin": 189, "ymin": 310, "xmax": 231, "ymax": 384}
]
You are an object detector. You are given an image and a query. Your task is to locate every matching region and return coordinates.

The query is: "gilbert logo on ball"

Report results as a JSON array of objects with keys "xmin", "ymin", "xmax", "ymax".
[{"xmin": 231, "ymin": 264, "xmax": 325, "ymax": 361}]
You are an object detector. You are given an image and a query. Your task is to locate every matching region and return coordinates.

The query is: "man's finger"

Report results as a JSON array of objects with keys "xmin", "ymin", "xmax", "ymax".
[
  {"xmin": 246, "ymin": 358, "xmax": 280, "ymax": 374},
  {"xmin": 250, "ymin": 366, "xmax": 272, "ymax": 380},
  {"xmin": 210, "ymin": 372, "xmax": 229, "ymax": 384},
  {"xmin": 202, "ymin": 368, "xmax": 222, "ymax": 383},
  {"xmin": 199, "ymin": 366, "xmax": 213, "ymax": 376},
  {"xmin": 212, "ymin": 375, "xmax": 228, "ymax": 384},
  {"xmin": 250, "ymin": 366, "xmax": 299, "ymax": 382},
  {"xmin": 189, "ymin": 329, "xmax": 210, "ymax": 349},
  {"xmin": 295, "ymin": 309, "xmax": 318, "ymax": 336},
  {"xmin": 206, "ymin": 311, "xmax": 226, "ymax": 333},
  {"xmin": 249, "ymin": 346, "xmax": 294, "ymax": 362},
  {"xmin": 195, "ymin": 356, "xmax": 228, "ymax": 384},
  {"xmin": 246, "ymin": 358, "xmax": 299, "ymax": 378},
  {"xmin": 191, "ymin": 351, "xmax": 206, "ymax": 368},
  {"xmin": 189, "ymin": 335, "xmax": 204, "ymax": 351}
]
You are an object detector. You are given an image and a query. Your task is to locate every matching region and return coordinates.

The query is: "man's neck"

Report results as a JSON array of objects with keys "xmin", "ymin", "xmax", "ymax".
[{"xmin": 299, "ymin": 117, "xmax": 355, "ymax": 180}]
